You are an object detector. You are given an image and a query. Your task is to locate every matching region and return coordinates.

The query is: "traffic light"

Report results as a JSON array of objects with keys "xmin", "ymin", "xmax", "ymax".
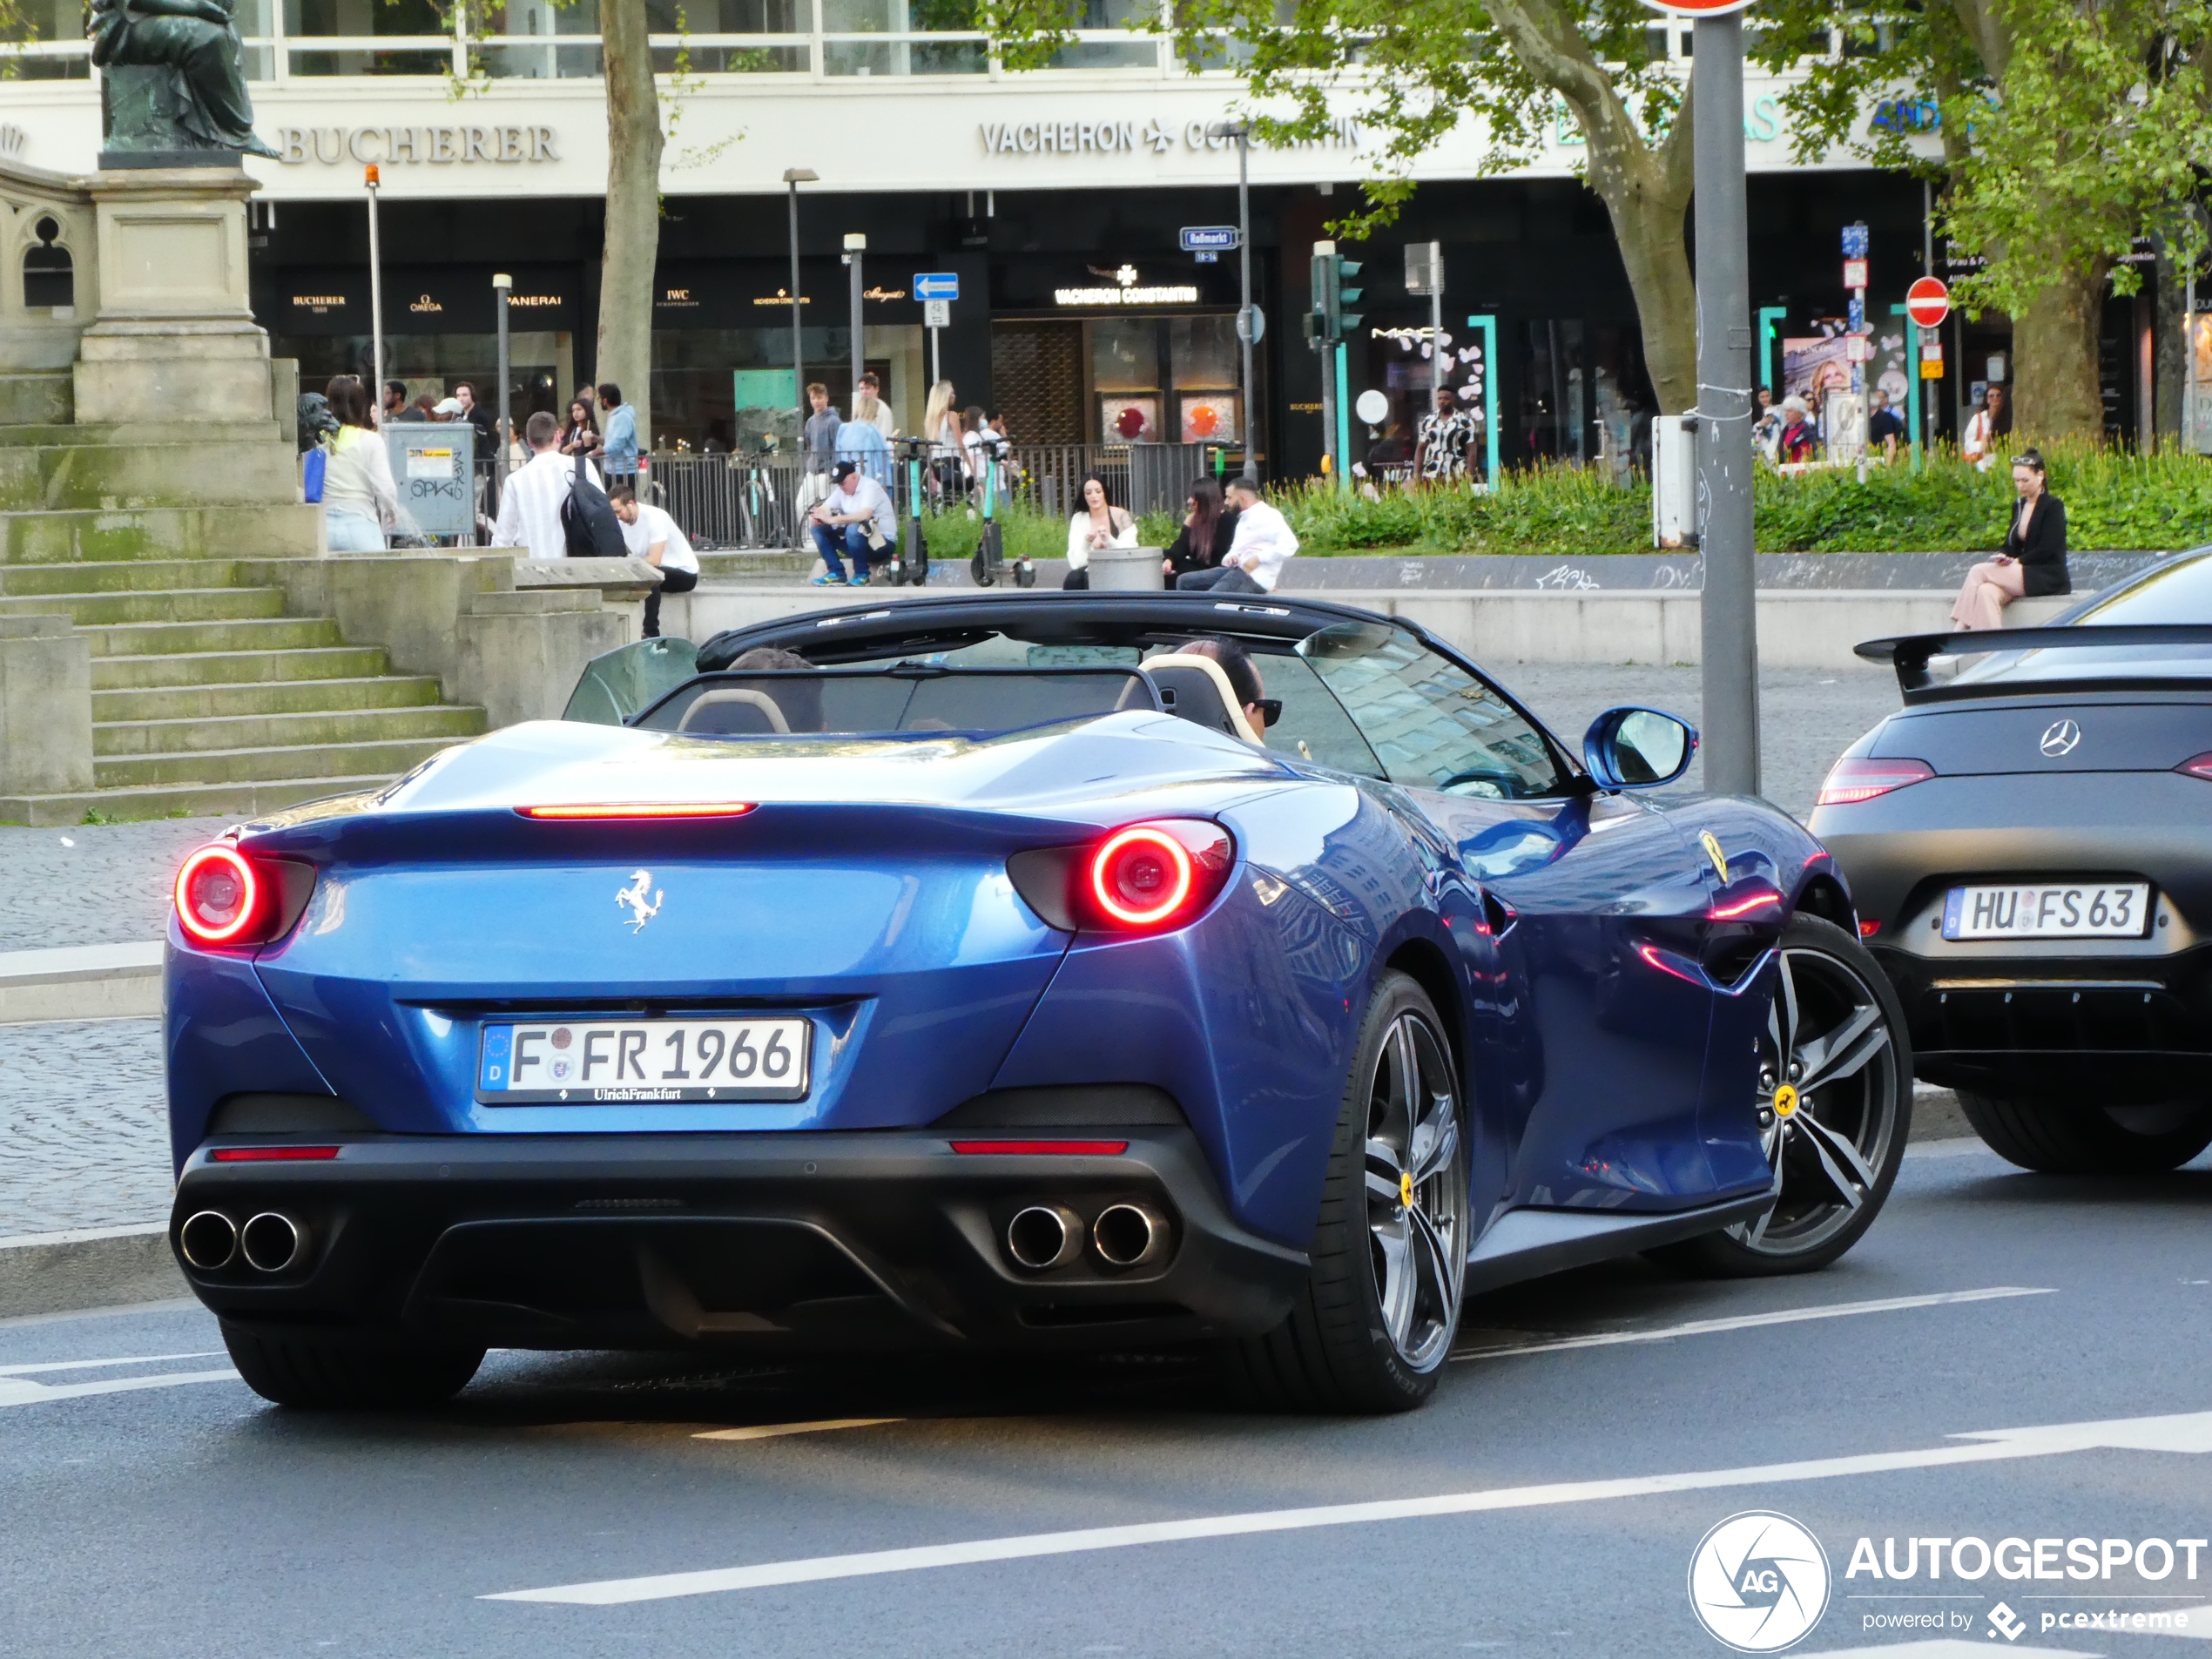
[{"xmin": 1309, "ymin": 243, "xmax": 1366, "ymax": 346}]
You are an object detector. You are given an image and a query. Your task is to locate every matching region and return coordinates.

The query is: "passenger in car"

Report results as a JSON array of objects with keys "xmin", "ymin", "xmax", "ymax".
[{"xmin": 1178, "ymin": 637, "xmax": 1280, "ymax": 743}]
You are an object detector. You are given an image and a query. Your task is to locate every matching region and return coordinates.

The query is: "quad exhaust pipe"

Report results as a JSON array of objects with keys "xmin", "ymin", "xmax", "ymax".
[
  {"xmin": 1005, "ymin": 1204, "xmax": 1084, "ymax": 1271},
  {"xmin": 179, "ymin": 1210, "xmax": 308, "ymax": 1274},
  {"xmin": 1091, "ymin": 1204, "xmax": 1168, "ymax": 1270},
  {"xmin": 1003, "ymin": 1202, "xmax": 1171, "ymax": 1272}
]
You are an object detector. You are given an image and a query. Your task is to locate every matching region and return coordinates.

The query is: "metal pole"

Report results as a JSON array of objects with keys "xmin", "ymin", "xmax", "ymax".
[
  {"xmin": 844, "ymin": 232, "xmax": 867, "ymax": 408},
  {"xmin": 2188, "ymin": 263, "xmax": 2197, "ymax": 456},
  {"xmin": 1430, "ymin": 254, "xmax": 1444, "ymax": 401},
  {"xmin": 1693, "ymin": 9, "xmax": 1759, "ymax": 798},
  {"xmin": 492, "ymin": 272, "xmax": 511, "ymax": 493},
  {"xmin": 1922, "ymin": 179, "xmax": 1937, "ymax": 453},
  {"xmin": 931, "ymin": 325, "xmax": 941, "ymax": 389},
  {"xmin": 785, "ymin": 172, "xmax": 812, "ymax": 446},
  {"xmin": 1237, "ymin": 125, "xmax": 1257, "ymax": 481},
  {"xmin": 366, "ymin": 165, "xmax": 384, "ymax": 424}
]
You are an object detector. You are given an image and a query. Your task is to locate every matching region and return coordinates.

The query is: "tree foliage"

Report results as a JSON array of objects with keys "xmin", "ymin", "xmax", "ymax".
[
  {"xmin": 986, "ymin": 0, "xmax": 1706, "ymax": 409},
  {"xmin": 1753, "ymin": 0, "xmax": 2212, "ymax": 436}
]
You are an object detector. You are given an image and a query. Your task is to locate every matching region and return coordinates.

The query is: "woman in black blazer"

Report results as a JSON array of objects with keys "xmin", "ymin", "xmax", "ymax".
[{"xmin": 1951, "ymin": 447, "xmax": 2069, "ymax": 630}]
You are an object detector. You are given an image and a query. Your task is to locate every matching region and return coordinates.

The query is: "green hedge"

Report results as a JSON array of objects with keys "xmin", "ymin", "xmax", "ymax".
[{"xmin": 1273, "ymin": 443, "xmax": 2212, "ymax": 556}]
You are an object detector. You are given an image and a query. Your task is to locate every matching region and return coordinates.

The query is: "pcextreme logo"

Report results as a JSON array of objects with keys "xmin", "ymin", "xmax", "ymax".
[{"xmin": 1689, "ymin": 1511, "xmax": 1832, "ymax": 1652}]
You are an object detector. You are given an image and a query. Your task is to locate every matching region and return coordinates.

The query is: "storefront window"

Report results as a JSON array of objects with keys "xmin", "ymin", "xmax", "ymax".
[
  {"xmin": 287, "ymin": 0, "xmax": 454, "ymax": 72},
  {"xmin": 1043, "ymin": 0, "xmax": 1155, "ymax": 67},
  {"xmin": 1521, "ymin": 318, "xmax": 1585, "ymax": 464},
  {"xmin": 476, "ymin": 0, "xmax": 602, "ymax": 78},
  {"xmin": 0, "ymin": 0, "xmax": 90, "ymax": 78},
  {"xmin": 1169, "ymin": 314, "xmax": 1239, "ymax": 443}
]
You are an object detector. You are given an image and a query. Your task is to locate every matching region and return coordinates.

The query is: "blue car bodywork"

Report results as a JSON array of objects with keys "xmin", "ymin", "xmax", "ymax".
[{"xmin": 165, "ymin": 595, "xmax": 1854, "ymax": 1357}]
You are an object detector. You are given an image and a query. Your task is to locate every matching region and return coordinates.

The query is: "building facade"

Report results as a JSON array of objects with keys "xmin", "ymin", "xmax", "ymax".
[{"xmin": 0, "ymin": 13, "xmax": 2156, "ymax": 467}]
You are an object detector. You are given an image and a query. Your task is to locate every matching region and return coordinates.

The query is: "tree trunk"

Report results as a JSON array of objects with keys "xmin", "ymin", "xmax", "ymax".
[
  {"xmin": 1601, "ymin": 184, "xmax": 1697, "ymax": 414},
  {"xmin": 597, "ymin": 0, "xmax": 663, "ymax": 455},
  {"xmin": 2012, "ymin": 260, "xmax": 2107, "ymax": 442}
]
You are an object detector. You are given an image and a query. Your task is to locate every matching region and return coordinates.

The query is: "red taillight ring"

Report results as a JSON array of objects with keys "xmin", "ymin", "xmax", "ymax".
[
  {"xmin": 174, "ymin": 845, "xmax": 264, "ymax": 946},
  {"xmin": 1089, "ymin": 826, "xmax": 1194, "ymax": 927}
]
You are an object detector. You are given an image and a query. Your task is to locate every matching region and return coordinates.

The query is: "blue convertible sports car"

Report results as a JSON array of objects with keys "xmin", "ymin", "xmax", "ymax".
[{"xmin": 165, "ymin": 594, "xmax": 1910, "ymax": 1413}]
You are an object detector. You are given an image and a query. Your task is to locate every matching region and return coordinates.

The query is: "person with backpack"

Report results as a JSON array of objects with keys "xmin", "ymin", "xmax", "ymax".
[{"xmin": 495, "ymin": 409, "xmax": 608, "ymax": 561}]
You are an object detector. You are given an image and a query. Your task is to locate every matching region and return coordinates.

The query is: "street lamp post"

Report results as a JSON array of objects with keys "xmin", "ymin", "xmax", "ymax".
[
  {"xmin": 844, "ymin": 232, "xmax": 867, "ymax": 409},
  {"xmin": 1689, "ymin": 3, "xmax": 1760, "ymax": 798},
  {"xmin": 365, "ymin": 165, "xmax": 385, "ymax": 424},
  {"xmin": 492, "ymin": 272, "xmax": 511, "ymax": 494},
  {"xmin": 1212, "ymin": 120, "xmax": 1258, "ymax": 481},
  {"xmin": 784, "ymin": 168, "xmax": 816, "ymax": 450}
]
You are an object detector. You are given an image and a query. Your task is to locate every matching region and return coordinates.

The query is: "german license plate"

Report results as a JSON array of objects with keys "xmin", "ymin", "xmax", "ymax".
[
  {"xmin": 1941, "ymin": 883, "xmax": 2152, "ymax": 941},
  {"xmin": 476, "ymin": 1018, "xmax": 811, "ymax": 1103}
]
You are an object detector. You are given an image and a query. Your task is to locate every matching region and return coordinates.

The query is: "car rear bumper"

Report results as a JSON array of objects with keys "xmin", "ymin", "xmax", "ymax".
[
  {"xmin": 1871, "ymin": 943, "xmax": 2212, "ymax": 1099},
  {"xmin": 170, "ymin": 1129, "xmax": 1310, "ymax": 1352}
]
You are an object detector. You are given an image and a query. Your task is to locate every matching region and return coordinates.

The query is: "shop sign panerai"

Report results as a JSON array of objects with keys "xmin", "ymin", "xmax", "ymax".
[{"xmin": 275, "ymin": 125, "xmax": 562, "ymax": 165}]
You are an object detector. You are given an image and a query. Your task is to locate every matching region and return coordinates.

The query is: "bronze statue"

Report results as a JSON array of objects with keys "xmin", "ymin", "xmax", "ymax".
[{"xmin": 91, "ymin": 0, "xmax": 279, "ymax": 159}]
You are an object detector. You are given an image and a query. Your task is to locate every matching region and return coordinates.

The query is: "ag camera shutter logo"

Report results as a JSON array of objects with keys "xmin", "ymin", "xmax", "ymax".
[{"xmin": 1689, "ymin": 1511, "xmax": 1832, "ymax": 1652}]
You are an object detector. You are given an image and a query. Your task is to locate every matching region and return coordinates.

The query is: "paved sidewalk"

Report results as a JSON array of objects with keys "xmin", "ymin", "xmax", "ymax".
[
  {"xmin": 0, "ymin": 1018, "xmax": 169, "ymax": 1236},
  {"xmin": 0, "ymin": 818, "xmax": 230, "ymax": 950}
]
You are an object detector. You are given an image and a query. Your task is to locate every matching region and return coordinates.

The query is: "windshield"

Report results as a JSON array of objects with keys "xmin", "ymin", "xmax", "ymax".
[{"xmin": 1297, "ymin": 621, "xmax": 1569, "ymax": 799}]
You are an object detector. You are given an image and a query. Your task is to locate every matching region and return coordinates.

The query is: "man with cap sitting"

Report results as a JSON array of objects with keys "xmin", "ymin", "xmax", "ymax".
[{"xmin": 808, "ymin": 459, "xmax": 896, "ymax": 586}]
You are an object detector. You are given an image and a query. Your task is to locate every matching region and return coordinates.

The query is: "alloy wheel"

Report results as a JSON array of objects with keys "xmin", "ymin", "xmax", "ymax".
[
  {"xmin": 1363, "ymin": 1011, "xmax": 1468, "ymax": 1369},
  {"xmin": 1730, "ymin": 946, "xmax": 1901, "ymax": 1255}
]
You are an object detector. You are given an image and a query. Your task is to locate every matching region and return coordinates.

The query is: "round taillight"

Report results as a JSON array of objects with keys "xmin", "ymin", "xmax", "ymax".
[
  {"xmin": 1090, "ymin": 826, "xmax": 1195, "ymax": 927},
  {"xmin": 174, "ymin": 846, "xmax": 266, "ymax": 946}
]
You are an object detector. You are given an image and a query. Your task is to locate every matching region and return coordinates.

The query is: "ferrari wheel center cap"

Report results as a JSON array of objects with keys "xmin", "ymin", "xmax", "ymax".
[
  {"xmin": 1772, "ymin": 1083, "xmax": 1799, "ymax": 1117},
  {"xmin": 1399, "ymin": 1170, "xmax": 1415, "ymax": 1210}
]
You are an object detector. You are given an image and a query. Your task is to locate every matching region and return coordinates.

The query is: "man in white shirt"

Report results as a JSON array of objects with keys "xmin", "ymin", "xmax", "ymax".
[
  {"xmin": 609, "ymin": 484, "xmax": 699, "ymax": 638},
  {"xmin": 1175, "ymin": 478, "xmax": 1298, "ymax": 593},
  {"xmin": 808, "ymin": 460, "xmax": 896, "ymax": 586},
  {"xmin": 493, "ymin": 410, "xmax": 602, "ymax": 562}
]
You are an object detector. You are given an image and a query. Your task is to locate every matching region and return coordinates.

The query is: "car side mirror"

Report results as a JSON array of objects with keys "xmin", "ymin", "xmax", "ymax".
[{"xmin": 1583, "ymin": 706, "xmax": 1697, "ymax": 789}]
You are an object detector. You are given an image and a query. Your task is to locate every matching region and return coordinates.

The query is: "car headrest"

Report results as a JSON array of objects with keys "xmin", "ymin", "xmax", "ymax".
[
  {"xmin": 1143, "ymin": 653, "xmax": 1263, "ymax": 745},
  {"xmin": 676, "ymin": 688, "xmax": 792, "ymax": 735}
]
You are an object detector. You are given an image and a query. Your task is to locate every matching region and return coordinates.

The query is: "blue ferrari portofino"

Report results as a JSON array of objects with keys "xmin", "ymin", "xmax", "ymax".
[{"xmin": 165, "ymin": 595, "xmax": 1910, "ymax": 1412}]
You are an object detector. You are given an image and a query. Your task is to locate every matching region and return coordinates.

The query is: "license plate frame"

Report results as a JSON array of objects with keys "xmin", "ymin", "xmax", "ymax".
[
  {"xmin": 476, "ymin": 1017, "xmax": 812, "ymax": 1104},
  {"xmin": 1940, "ymin": 882, "xmax": 2154, "ymax": 941}
]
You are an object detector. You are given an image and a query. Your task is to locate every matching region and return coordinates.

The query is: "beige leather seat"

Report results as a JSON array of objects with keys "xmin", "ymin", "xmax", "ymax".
[
  {"xmin": 677, "ymin": 689, "xmax": 792, "ymax": 735},
  {"xmin": 1142, "ymin": 652, "xmax": 1264, "ymax": 745}
]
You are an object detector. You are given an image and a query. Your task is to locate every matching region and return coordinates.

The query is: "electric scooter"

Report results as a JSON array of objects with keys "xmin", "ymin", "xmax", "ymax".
[
  {"xmin": 891, "ymin": 437, "xmax": 930, "ymax": 587},
  {"xmin": 968, "ymin": 434, "xmax": 1034, "ymax": 589}
]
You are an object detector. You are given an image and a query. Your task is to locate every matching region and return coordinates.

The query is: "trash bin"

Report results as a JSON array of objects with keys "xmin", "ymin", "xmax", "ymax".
[{"xmin": 1087, "ymin": 545, "xmax": 1164, "ymax": 591}]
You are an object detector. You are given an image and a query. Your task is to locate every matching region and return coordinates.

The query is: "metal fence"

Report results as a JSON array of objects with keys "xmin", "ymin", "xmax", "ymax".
[{"xmin": 459, "ymin": 441, "xmax": 1247, "ymax": 551}]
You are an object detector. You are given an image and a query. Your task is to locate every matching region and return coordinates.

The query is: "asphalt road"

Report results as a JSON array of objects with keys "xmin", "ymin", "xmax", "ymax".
[{"xmin": 7, "ymin": 1138, "xmax": 2207, "ymax": 1658}]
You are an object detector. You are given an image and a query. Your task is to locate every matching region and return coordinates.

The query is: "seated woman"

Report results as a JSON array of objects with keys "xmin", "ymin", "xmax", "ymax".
[
  {"xmin": 1950, "ymin": 448, "xmax": 2069, "ymax": 631},
  {"xmin": 1162, "ymin": 476, "xmax": 1238, "ymax": 584},
  {"xmin": 1061, "ymin": 473, "xmax": 1137, "ymax": 590}
]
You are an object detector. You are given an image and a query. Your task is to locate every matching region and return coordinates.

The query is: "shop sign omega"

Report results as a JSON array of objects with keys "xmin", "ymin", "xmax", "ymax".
[
  {"xmin": 980, "ymin": 114, "xmax": 1359, "ymax": 157},
  {"xmin": 275, "ymin": 125, "xmax": 562, "ymax": 166}
]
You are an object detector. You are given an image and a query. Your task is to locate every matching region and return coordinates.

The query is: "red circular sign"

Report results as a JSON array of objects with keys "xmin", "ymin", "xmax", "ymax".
[
  {"xmin": 1640, "ymin": 0, "xmax": 1756, "ymax": 15},
  {"xmin": 1905, "ymin": 276, "xmax": 1951, "ymax": 329}
]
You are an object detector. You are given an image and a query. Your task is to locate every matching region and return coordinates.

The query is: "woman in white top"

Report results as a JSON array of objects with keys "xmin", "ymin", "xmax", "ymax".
[
  {"xmin": 318, "ymin": 375, "xmax": 398, "ymax": 552},
  {"xmin": 1061, "ymin": 472, "xmax": 1137, "ymax": 590},
  {"xmin": 921, "ymin": 380, "xmax": 966, "ymax": 502}
]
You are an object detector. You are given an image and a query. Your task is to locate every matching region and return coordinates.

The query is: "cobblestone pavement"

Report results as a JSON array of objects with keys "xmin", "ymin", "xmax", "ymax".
[
  {"xmin": 0, "ymin": 818, "xmax": 232, "ymax": 951},
  {"xmin": 0, "ymin": 1018, "xmax": 170, "ymax": 1235}
]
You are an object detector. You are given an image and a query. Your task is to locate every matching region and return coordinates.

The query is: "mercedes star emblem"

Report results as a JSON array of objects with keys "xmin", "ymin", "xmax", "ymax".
[{"xmin": 2040, "ymin": 718, "xmax": 2082, "ymax": 758}]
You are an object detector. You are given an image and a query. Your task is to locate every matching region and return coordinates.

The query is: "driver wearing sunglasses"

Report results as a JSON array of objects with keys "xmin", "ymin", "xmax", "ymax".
[{"xmin": 1181, "ymin": 636, "xmax": 1280, "ymax": 742}]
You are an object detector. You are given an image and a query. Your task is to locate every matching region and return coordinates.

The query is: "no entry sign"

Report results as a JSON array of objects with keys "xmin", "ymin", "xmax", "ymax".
[
  {"xmin": 1641, "ymin": 0, "xmax": 1755, "ymax": 15},
  {"xmin": 1905, "ymin": 276, "xmax": 1952, "ymax": 329}
]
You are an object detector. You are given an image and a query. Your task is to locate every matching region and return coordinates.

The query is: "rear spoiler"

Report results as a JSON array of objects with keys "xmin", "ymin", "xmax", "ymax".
[{"xmin": 1854, "ymin": 624, "xmax": 2212, "ymax": 698}]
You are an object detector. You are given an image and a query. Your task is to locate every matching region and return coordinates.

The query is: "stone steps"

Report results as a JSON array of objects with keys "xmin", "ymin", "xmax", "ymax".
[
  {"xmin": 95, "ymin": 732, "xmax": 471, "ymax": 790},
  {"xmin": 91, "ymin": 644, "xmax": 395, "ymax": 690},
  {"xmin": 0, "ymin": 506, "xmax": 321, "ymax": 563},
  {"xmin": 0, "ymin": 373, "xmax": 71, "ymax": 428},
  {"xmin": 1, "ymin": 558, "xmax": 248, "ymax": 595},
  {"xmin": 95, "ymin": 702, "xmax": 485, "ymax": 759},
  {"xmin": 83, "ymin": 614, "xmax": 344, "ymax": 658},
  {"xmin": 93, "ymin": 674, "xmax": 444, "ymax": 724},
  {"xmin": 0, "ymin": 439, "xmax": 298, "ymax": 512},
  {"xmin": 0, "ymin": 585, "xmax": 289, "ymax": 626}
]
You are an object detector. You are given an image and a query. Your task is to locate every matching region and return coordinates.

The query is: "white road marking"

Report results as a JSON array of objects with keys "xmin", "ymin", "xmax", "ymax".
[
  {"xmin": 484, "ymin": 1406, "xmax": 2212, "ymax": 1607},
  {"xmin": 0, "ymin": 1351, "xmax": 223, "ymax": 1378},
  {"xmin": 0, "ymin": 1369, "xmax": 238, "ymax": 1409},
  {"xmin": 1450, "ymin": 1286, "xmax": 2054, "ymax": 1361},
  {"xmin": 695, "ymin": 1419, "xmax": 903, "ymax": 1442}
]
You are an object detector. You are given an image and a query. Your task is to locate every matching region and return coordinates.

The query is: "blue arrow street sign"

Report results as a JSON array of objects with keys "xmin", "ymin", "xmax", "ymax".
[
  {"xmin": 914, "ymin": 272, "xmax": 959, "ymax": 301},
  {"xmin": 1180, "ymin": 226, "xmax": 1241, "ymax": 253}
]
